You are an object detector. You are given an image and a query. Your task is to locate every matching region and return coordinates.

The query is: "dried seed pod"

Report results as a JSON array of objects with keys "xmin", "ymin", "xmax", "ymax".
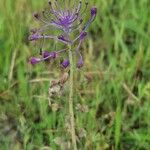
[{"xmin": 59, "ymin": 72, "xmax": 69, "ymax": 85}]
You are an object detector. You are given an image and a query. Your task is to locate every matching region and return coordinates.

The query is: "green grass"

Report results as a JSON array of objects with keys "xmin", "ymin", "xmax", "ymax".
[{"xmin": 0, "ymin": 0, "xmax": 150, "ymax": 149}]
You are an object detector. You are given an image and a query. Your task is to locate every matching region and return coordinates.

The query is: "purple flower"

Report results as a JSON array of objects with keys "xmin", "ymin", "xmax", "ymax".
[
  {"xmin": 61, "ymin": 59, "xmax": 70, "ymax": 68},
  {"xmin": 29, "ymin": 1, "xmax": 97, "ymax": 68},
  {"xmin": 28, "ymin": 33, "xmax": 40, "ymax": 41},
  {"xmin": 91, "ymin": 7, "xmax": 97, "ymax": 17},
  {"xmin": 79, "ymin": 32, "xmax": 87, "ymax": 40},
  {"xmin": 30, "ymin": 57, "xmax": 41, "ymax": 65},
  {"xmin": 42, "ymin": 51, "xmax": 50, "ymax": 58},
  {"xmin": 43, "ymin": 51, "xmax": 57, "ymax": 59},
  {"xmin": 77, "ymin": 57, "xmax": 84, "ymax": 69},
  {"xmin": 58, "ymin": 35, "xmax": 71, "ymax": 43}
]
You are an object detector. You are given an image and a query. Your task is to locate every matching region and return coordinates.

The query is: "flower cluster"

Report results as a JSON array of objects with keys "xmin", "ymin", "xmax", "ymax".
[{"xmin": 29, "ymin": 0, "xmax": 97, "ymax": 68}]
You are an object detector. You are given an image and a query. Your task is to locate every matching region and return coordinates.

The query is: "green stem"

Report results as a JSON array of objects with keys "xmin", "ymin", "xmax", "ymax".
[{"xmin": 68, "ymin": 45, "xmax": 77, "ymax": 150}]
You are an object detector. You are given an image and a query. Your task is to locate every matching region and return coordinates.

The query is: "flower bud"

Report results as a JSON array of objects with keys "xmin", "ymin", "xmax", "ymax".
[
  {"xmin": 30, "ymin": 57, "xmax": 41, "ymax": 65},
  {"xmin": 62, "ymin": 59, "xmax": 70, "ymax": 68},
  {"xmin": 58, "ymin": 35, "xmax": 71, "ymax": 43},
  {"xmin": 43, "ymin": 51, "xmax": 50, "ymax": 58},
  {"xmin": 91, "ymin": 7, "xmax": 97, "ymax": 17},
  {"xmin": 77, "ymin": 58, "xmax": 84, "ymax": 68},
  {"xmin": 79, "ymin": 31, "xmax": 87, "ymax": 40},
  {"xmin": 43, "ymin": 51, "xmax": 57, "ymax": 59}
]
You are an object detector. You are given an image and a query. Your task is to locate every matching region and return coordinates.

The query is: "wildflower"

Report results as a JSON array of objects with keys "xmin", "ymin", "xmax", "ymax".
[{"xmin": 29, "ymin": 0, "xmax": 97, "ymax": 68}]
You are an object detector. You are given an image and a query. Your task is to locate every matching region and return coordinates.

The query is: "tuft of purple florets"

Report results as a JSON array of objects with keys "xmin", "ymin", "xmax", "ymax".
[{"xmin": 29, "ymin": 0, "xmax": 97, "ymax": 68}]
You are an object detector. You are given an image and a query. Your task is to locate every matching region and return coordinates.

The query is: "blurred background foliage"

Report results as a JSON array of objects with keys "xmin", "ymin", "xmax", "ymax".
[{"xmin": 0, "ymin": 0, "xmax": 150, "ymax": 149}]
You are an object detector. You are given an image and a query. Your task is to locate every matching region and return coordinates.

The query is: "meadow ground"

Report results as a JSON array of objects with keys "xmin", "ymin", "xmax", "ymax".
[{"xmin": 0, "ymin": 0, "xmax": 150, "ymax": 149}]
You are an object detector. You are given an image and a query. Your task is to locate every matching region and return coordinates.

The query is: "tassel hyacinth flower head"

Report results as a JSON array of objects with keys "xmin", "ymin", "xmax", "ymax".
[{"xmin": 29, "ymin": 0, "xmax": 97, "ymax": 68}]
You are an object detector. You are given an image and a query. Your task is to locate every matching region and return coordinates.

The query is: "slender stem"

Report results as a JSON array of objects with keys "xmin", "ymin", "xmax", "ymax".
[{"xmin": 68, "ymin": 45, "xmax": 77, "ymax": 150}]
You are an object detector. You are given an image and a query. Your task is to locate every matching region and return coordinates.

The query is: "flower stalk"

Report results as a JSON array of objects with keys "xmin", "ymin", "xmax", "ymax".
[{"xmin": 68, "ymin": 45, "xmax": 77, "ymax": 150}]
